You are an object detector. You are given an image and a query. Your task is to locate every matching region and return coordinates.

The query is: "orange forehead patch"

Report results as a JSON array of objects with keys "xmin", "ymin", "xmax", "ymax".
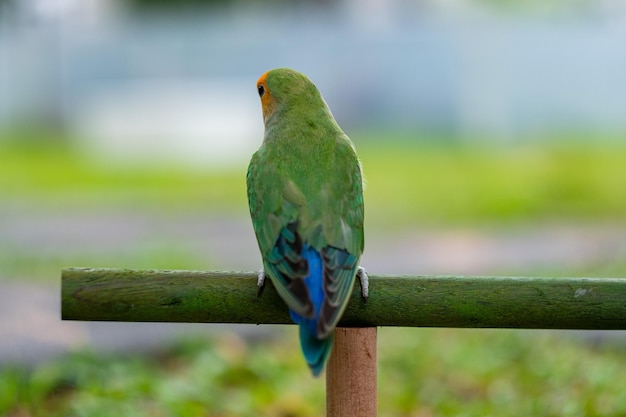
[
  {"xmin": 256, "ymin": 71, "xmax": 275, "ymax": 122},
  {"xmin": 257, "ymin": 71, "xmax": 268, "ymax": 87}
]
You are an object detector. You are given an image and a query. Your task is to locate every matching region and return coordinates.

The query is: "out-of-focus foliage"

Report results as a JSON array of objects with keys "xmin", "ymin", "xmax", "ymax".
[
  {"xmin": 1, "ymin": 328, "xmax": 625, "ymax": 416},
  {"xmin": 0, "ymin": 130, "xmax": 247, "ymax": 215},
  {"xmin": 359, "ymin": 135, "xmax": 626, "ymax": 228},
  {"xmin": 3, "ymin": 130, "xmax": 626, "ymax": 227}
]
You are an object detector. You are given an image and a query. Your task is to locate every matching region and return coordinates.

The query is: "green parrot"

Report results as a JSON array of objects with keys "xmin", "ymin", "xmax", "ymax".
[{"xmin": 246, "ymin": 68, "xmax": 368, "ymax": 376}]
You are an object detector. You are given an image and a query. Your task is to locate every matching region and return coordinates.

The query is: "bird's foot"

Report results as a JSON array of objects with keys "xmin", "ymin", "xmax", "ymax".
[
  {"xmin": 257, "ymin": 268, "xmax": 266, "ymax": 298},
  {"xmin": 357, "ymin": 266, "xmax": 369, "ymax": 301}
]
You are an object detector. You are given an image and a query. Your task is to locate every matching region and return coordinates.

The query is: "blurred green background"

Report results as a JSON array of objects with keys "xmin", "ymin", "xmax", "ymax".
[{"xmin": 1, "ymin": 0, "xmax": 626, "ymax": 416}]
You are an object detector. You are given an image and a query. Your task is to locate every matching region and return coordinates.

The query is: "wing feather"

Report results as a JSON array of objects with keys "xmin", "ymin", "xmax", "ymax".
[{"xmin": 247, "ymin": 133, "xmax": 364, "ymax": 335}]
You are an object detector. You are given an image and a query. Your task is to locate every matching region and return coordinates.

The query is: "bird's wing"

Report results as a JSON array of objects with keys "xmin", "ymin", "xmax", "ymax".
[
  {"xmin": 315, "ymin": 152, "xmax": 364, "ymax": 338},
  {"xmin": 246, "ymin": 138, "xmax": 365, "ymax": 332},
  {"xmin": 247, "ymin": 149, "xmax": 316, "ymax": 317}
]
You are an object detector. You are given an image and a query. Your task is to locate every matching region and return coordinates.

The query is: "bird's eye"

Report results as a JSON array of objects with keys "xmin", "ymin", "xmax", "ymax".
[{"xmin": 258, "ymin": 84, "xmax": 265, "ymax": 98}]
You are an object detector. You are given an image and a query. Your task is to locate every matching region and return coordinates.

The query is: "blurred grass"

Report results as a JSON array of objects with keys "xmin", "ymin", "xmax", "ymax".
[
  {"xmin": 360, "ymin": 138, "xmax": 626, "ymax": 228},
  {"xmin": 2, "ymin": 130, "xmax": 626, "ymax": 227},
  {"xmin": 0, "ymin": 141, "xmax": 246, "ymax": 216},
  {"xmin": 1, "ymin": 328, "xmax": 625, "ymax": 416}
]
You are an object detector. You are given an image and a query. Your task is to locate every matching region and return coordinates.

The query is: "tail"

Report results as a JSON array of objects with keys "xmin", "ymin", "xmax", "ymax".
[
  {"xmin": 298, "ymin": 327, "xmax": 334, "ymax": 377},
  {"xmin": 289, "ymin": 244, "xmax": 334, "ymax": 376}
]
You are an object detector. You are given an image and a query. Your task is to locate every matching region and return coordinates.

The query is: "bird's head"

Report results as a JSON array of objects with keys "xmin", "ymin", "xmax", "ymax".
[{"xmin": 256, "ymin": 68, "xmax": 325, "ymax": 126}]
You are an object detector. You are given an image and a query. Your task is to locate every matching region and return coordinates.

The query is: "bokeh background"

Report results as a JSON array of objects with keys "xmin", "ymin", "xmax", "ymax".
[{"xmin": 1, "ymin": 0, "xmax": 626, "ymax": 415}]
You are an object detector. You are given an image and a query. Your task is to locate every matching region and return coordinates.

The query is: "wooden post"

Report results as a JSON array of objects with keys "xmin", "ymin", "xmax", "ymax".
[{"xmin": 326, "ymin": 327, "xmax": 377, "ymax": 417}]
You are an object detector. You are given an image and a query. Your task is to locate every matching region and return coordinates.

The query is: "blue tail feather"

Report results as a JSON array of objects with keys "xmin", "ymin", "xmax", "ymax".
[
  {"xmin": 298, "ymin": 327, "xmax": 333, "ymax": 377},
  {"xmin": 289, "ymin": 245, "xmax": 333, "ymax": 376}
]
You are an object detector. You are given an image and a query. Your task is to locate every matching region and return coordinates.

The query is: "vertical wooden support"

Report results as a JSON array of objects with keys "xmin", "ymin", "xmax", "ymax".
[{"xmin": 326, "ymin": 327, "xmax": 377, "ymax": 417}]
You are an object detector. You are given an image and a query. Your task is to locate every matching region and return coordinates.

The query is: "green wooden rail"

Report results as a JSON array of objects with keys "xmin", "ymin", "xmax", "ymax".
[
  {"xmin": 61, "ymin": 267, "xmax": 626, "ymax": 416},
  {"xmin": 62, "ymin": 267, "xmax": 626, "ymax": 329}
]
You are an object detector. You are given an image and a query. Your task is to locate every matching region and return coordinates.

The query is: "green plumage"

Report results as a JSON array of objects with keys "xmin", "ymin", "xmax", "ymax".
[{"xmin": 246, "ymin": 68, "xmax": 364, "ymax": 343}]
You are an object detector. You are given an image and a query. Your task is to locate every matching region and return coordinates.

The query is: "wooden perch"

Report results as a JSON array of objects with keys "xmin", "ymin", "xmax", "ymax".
[
  {"xmin": 61, "ymin": 267, "xmax": 626, "ymax": 417},
  {"xmin": 62, "ymin": 267, "xmax": 626, "ymax": 330}
]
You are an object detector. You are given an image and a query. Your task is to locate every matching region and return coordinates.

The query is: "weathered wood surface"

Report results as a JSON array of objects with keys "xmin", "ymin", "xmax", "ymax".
[
  {"xmin": 326, "ymin": 328, "xmax": 377, "ymax": 417},
  {"xmin": 62, "ymin": 267, "xmax": 626, "ymax": 329}
]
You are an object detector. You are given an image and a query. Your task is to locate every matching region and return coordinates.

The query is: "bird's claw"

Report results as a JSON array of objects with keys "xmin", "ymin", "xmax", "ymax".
[
  {"xmin": 357, "ymin": 266, "xmax": 369, "ymax": 301},
  {"xmin": 257, "ymin": 268, "xmax": 266, "ymax": 298}
]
